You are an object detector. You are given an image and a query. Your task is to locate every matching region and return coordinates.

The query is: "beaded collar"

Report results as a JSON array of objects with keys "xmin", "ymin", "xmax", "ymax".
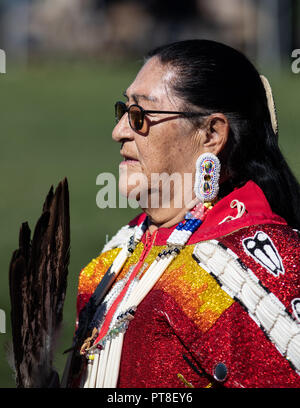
[{"xmin": 79, "ymin": 199, "xmax": 214, "ymax": 388}]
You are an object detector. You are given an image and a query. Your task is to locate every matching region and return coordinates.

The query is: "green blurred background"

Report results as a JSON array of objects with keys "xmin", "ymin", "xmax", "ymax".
[
  {"xmin": 0, "ymin": 0, "xmax": 299, "ymax": 388},
  {"xmin": 0, "ymin": 60, "xmax": 141, "ymax": 387}
]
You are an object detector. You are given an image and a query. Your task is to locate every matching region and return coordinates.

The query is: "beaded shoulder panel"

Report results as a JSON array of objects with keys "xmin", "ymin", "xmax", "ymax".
[{"xmin": 193, "ymin": 223, "xmax": 300, "ymax": 375}]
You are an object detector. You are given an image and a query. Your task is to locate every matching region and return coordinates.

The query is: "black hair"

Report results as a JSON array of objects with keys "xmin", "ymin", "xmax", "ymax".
[{"xmin": 146, "ymin": 39, "xmax": 300, "ymax": 230}]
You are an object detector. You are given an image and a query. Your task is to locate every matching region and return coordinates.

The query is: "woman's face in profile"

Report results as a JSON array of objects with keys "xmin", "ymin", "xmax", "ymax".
[{"xmin": 112, "ymin": 56, "xmax": 201, "ymax": 207}]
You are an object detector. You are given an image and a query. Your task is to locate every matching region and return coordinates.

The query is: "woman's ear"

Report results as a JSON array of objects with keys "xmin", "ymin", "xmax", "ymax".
[{"xmin": 202, "ymin": 113, "xmax": 229, "ymax": 155}]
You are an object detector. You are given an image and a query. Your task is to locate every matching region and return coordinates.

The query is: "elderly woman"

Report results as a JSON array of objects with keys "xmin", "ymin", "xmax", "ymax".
[{"xmin": 63, "ymin": 39, "xmax": 300, "ymax": 388}]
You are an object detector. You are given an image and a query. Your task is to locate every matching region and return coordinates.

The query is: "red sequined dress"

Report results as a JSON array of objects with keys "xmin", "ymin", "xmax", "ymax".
[{"xmin": 72, "ymin": 181, "xmax": 300, "ymax": 388}]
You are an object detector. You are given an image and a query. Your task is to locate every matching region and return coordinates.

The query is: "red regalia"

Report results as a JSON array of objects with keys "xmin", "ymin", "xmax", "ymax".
[{"xmin": 71, "ymin": 180, "xmax": 300, "ymax": 388}]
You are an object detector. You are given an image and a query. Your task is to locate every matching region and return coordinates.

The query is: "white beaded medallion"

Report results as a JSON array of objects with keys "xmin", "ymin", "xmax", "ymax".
[{"xmin": 194, "ymin": 153, "xmax": 220, "ymax": 202}]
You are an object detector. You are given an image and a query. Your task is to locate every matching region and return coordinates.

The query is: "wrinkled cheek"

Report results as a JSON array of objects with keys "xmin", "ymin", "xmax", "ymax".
[{"xmin": 143, "ymin": 152, "xmax": 170, "ymax": 175}]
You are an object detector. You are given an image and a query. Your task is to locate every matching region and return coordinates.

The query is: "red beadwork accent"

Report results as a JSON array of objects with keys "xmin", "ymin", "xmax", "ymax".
[
  {"xmin": 118, "ymin": 290, "xmax": 213, "ymax": 388},
  {"xmin": 191, "ymin": 302, "xmax": 300, "ymax": 388}
]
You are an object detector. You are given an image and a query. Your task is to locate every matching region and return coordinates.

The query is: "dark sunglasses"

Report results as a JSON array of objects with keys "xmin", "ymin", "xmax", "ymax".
[{"xmin": 115, "ymin": 101, "xmax": 207, "ymax": 132}]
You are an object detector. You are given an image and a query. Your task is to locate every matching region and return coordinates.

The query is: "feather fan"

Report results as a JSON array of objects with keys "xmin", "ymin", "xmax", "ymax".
[{"xmin": 9, "ymin": 178, "xmax": 70, "ymax": 388}]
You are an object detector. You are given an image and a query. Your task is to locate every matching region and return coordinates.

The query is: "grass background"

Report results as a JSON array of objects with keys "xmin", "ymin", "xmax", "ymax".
[{"xmin": 0, "ymin": 60, "xmax": 299, "ymax": 387}]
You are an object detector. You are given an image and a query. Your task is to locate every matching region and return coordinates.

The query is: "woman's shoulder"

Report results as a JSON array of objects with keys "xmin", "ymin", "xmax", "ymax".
[
  {"xmin": 217, "ymin": 223, "xmax": 300, "ymax": 284},
  {"xmin": 192, "ymin": 222, "xmax": 300, "ymax": 331},
  {"xmin": 193, "ymin": 223, "xmax": 300, "ymax": 294}
]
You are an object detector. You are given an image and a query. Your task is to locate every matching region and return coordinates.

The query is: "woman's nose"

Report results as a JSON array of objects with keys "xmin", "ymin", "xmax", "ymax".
[{"xmin": 112, "ymin": 113, "xmax": 134, "ymax": 143}]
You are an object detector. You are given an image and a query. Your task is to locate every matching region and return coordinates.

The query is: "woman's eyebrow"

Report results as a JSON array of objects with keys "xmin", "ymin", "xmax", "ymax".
[{"xmin": 123, "ymin": 91, "xmax": 158, "ymax": 104}]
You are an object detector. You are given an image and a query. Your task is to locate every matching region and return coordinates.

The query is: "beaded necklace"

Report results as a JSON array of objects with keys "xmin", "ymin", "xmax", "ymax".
[{"xmin": 81, "ymin": 200, "xmax": 214, "ymax": 388}]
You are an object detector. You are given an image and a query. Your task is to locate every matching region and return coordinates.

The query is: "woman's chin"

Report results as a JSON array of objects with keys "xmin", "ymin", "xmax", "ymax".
[{"xmin": 118, "ymin": 180, "xmax": 129, "ymax": 198}]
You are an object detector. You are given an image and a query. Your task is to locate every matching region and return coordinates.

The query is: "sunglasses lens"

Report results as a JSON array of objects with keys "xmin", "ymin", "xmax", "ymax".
[
  {"xmin": 129, "ymin": 106, "xmax": 143, "ymax": 131},
  {"xmin": 115, "ymin": 102, "xmax": 126, "ymax": 122}
]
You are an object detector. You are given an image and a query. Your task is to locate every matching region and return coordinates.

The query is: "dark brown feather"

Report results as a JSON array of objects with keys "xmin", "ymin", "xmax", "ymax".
[{"xmin": 9, "ymin": 178, "xmax": 70, "ymax": 387}]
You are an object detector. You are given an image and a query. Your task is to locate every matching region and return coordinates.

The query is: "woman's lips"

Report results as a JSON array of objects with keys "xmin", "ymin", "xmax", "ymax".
[{"xmin": 120, "ymin": 158, "xmax": 139, "ymax": 166}]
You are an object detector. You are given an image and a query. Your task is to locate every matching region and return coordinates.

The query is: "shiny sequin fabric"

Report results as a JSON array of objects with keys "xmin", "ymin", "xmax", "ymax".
[{"xmin": 70, "ymin": 181, "xmax": 300, "ymax": 388}]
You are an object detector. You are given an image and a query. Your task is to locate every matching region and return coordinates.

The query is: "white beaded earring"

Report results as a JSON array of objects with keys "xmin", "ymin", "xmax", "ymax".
[{"xmin": 194, "ymin": 152, "xmax": 221, "ymax": 202}]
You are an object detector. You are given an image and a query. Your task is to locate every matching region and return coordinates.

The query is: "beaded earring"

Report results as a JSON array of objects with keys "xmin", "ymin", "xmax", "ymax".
[{"xmin": 194, "ymin": 152, "xmax": 220, "ymax": 202}]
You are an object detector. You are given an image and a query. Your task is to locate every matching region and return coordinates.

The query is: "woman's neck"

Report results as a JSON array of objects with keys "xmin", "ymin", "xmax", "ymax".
[{"xmin": 144, "ymin": 197, "xmax": 200, "ymax": 234}]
